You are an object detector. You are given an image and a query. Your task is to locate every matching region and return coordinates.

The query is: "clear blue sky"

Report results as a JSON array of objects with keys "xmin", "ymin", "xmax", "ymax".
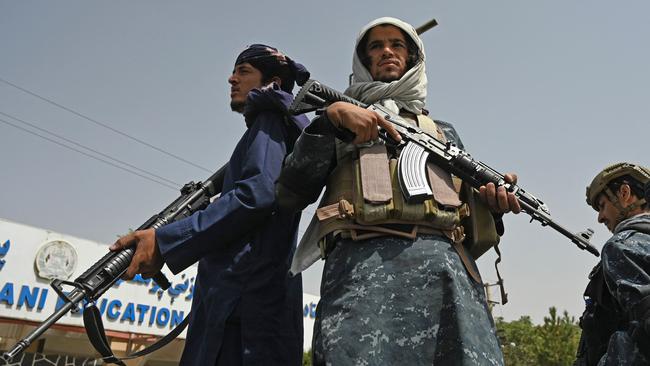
[{"xmin": 1, "ymin": 1, "xmax": 648, "ymax": 323}]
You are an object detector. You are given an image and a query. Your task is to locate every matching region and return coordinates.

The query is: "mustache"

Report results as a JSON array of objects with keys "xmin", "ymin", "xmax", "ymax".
[{"xmin": 378, "ymin": 58, "xmax": 401, "ymax": 66}]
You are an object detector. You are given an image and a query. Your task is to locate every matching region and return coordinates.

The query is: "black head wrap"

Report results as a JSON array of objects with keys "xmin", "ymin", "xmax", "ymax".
[{"xmin": 235, "ymin": 44, "xmax": 310, "ymax": 93}]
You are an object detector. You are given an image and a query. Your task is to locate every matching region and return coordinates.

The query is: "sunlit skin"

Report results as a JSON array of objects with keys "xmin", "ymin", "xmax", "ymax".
[
  {"xmin": 595, "ymin": 184, "xmax": 645, "ymax": 232},
  {"xmin": 228, "ymin": 62, "xmax": 265, "ymax": 113},
  {"xmin": 479, "ymin": 174, "xmax": 521, "ymax": 214},
  {"xmin": 365, "ymin": 25, "xmax": 409, "ymax": 82},
  {"xmin": 597, "ymin": 195, "xmax": 621, "ymax": 232},
  {"xmin": 110, "ymin": 228, "xmax": 161, "ymax": 279}
]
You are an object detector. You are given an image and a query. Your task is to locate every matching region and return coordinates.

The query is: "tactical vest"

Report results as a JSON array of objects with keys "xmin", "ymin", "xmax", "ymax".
[
  {"xmin": 314, "ymin": 114, "xmax": 467, "ymax": 242},
  {"xmin": 306, "ymin": 113, "xmax": 506, "ymax": 285},
  {"xmin": 575, "ymin": 263, "xmax": 626, "ymax": 366}
]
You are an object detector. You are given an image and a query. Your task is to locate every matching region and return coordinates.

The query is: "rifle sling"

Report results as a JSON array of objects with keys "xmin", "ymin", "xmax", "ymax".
[
  {"xmin": 83, "ymin": 304, "xmax": 190, "ymax": 365},
  {"xmin": 450, "ymin": 235, "xmax": 483, "ymax": 285},
  {"xmin": 82, "ymin": 304, "xmax": 127, "ymax": 366}
]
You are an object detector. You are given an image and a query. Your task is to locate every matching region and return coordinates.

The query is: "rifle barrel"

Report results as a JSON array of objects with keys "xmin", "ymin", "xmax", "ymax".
[
  {"xmin": 2, "ymin": 290, "xmax": 85, "ymax": 361},
  {"xmin": 290, "ymin": 79, "xmax": 601, "ymax": 258},
  {"xmin": 416, "ymin": 19, "xmax": 438, "ymax": 35}
]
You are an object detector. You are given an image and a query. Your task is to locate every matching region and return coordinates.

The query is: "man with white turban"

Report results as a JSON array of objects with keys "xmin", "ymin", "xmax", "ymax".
[{"xmin": 278, "ymin": 17, "xmax": 519, "ymax": 365}]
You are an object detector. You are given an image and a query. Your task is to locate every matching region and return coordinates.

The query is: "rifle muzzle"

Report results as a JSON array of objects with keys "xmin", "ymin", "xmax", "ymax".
[{"xmin": 3, "ymin": 340, "xmax": 29, "ymax": 361}]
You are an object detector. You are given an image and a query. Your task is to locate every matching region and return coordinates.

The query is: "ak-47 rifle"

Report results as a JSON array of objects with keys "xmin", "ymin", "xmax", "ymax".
[
  {"xmin": 2, "ymin": 165, "xmax": 227, "ymax": 362},
  {"xmin": 290, "ymin": 79, "xmax": 599, "ymax": 257}
]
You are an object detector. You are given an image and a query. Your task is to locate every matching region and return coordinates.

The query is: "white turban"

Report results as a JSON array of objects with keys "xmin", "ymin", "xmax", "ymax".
[{"xmin": 345, "ymin": 17, "xmax": 427, "ymax": 114}]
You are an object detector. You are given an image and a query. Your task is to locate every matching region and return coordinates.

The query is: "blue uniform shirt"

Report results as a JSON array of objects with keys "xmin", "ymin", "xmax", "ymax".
[{"xmin": 156, "ymin": 84, "xmax": 308, "ymax": 365}]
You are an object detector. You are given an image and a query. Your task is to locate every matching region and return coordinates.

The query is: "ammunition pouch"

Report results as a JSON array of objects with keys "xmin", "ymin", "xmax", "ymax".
[
  {"xmin": 315, "ymin": 139, "xmax": 467, "ymax": 244},
  {"xmin": 353, "ymin": 157, "xmax": 465, "ymax": 227},
  {"xmin": 307, "ymin": 114, "xmax": 503, "ymax": 287},
  {"xmin": 460, "ymin": 184, "xmax": 500, "ymax": 259}
]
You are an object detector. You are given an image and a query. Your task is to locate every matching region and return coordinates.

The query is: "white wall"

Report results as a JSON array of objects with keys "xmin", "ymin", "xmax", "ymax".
[{"xmin": 0, "ymin": 218, "xmax": 319, "ymax": 350}]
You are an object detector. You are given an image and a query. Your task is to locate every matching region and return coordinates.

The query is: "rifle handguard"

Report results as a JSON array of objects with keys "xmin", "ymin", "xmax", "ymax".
[
  {"xmin": 2, "ymin": 164, "xmax": 228, "ymax": 361},
  {"xmin": 290, "ymin": 79, "xmax": 600, "ymax": 257}
]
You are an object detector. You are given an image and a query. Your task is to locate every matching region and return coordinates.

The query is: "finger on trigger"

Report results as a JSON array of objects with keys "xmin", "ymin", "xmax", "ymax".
[{"xmin": 378, "ymin": 118, "xmax": 401, "ymax": 142}]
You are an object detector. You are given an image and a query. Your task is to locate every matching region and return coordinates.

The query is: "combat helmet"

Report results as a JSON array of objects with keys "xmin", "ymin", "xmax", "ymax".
[{"xmin": 586, "ymin": 162, "xmax": 650, "ymax": 216}]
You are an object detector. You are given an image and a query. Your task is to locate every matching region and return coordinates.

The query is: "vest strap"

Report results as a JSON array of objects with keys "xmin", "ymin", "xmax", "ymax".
[
  {"xmin": 450, "ymin": 230, "xmax": 483, "ymax": 284},
  {"xmin": 416, "ymin": 114, "xmax": 462, "ymax": 207}
]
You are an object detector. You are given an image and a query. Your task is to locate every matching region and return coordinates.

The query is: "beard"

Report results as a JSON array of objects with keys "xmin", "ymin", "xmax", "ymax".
[
  {"xmin": 230, "ymin": 101, "xmax": 245, "ymax": 113},
  {"xmin": 375, "ymin": 75, "xmax": 399, "ymax": 83}
]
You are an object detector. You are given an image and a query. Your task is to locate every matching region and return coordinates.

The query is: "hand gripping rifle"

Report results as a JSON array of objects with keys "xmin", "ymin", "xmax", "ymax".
[
  {"xmin": 2, "ymin": 165, "xmax": 227, "ymax": 362},
  {"xmin": 290, "ymin": 79, "xmax": 599, "ymax": 257}
]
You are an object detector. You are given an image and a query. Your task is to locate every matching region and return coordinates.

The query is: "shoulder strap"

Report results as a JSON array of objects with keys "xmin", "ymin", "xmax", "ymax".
[
  {"xmin": 84, "ymin": 304, "xmax": 190, "ymax": 365},
  {"xmin": 416, "ymin": 114, "xmax": 462, "ymax": 205},
  {"xmin": 616, "ymin": 222, "xmax": 650, "ymax": 236},
  {"xmin": 416, "ymin": 114, "xmax": 445, "ymax": 141}
]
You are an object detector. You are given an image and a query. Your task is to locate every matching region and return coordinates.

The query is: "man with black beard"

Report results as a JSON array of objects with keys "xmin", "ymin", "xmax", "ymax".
[{"xmin": 278, "ymin": 17, "xmax": 520, "ymax": 365}]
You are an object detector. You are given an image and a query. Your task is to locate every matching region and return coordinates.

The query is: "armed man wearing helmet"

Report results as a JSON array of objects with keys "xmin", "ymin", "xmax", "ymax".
[{"xmin": 575, "ymin": 162, "xmax": 650, "ymax": 366}]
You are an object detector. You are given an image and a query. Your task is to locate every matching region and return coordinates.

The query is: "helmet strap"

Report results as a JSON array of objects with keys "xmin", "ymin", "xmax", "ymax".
[
  {"xmin": 605, "ymin": 187, "xmax": 648, "ymax": 224},
  {"xmin": 604, "ymin": 187, "xmax": 627, "ymax": 224}
]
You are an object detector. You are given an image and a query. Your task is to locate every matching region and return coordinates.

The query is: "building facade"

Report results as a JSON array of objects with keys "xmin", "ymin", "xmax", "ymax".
[{"xmin": 0, "ymin": 218, "xmax": 318, "ymax": 365}]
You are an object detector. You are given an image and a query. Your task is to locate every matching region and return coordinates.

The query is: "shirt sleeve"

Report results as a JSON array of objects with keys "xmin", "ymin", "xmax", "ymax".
[
  {"xmin": 155, "ymin": 113, "xmax": 289, "ymax": 273},
  {"xmin": 275, "ymin": 115, "xmax": 336, "ymax": 211}
]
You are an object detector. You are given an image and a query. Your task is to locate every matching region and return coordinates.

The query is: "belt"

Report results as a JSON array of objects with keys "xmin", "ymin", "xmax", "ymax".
[{"xmin": 319, "ymin": 224, "xmax": 482, "ymax": 285}]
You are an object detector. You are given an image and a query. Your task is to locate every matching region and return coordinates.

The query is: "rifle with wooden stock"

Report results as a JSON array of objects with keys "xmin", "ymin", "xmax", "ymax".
[{"xmin": 290, "ymin": 79, "xmax": 599, "ymax": 257}]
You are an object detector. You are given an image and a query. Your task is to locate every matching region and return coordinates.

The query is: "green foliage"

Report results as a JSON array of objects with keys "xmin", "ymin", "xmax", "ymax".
[
  {"xmin": 497, "ymin": 315, "xmax": 540, "ymax": 365},
  {"xmin": 303, "ymin": 349, "xmax": 312, "ymax": 366},
  {"xmin": 496, "ymin": 307, "xmax": 582, "ymax": 366}
]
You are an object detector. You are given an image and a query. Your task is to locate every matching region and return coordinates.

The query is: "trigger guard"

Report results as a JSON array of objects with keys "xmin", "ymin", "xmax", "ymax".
[{"xmin": 379, "ymin": 129, "xmax": 400, "ymax": 148}]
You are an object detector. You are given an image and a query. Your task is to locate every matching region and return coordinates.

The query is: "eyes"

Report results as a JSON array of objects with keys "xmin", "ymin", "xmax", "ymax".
[
  {"xmin": 597, "ymin": 198, "xmax": 608, "ymax": 212},
  {"xmin": 230, "ymin": 67, "xmax": 253, "ymax": 79},
  {"xmin": 367, "ymin": 40, "xmax": 406, "ymax": 51}
]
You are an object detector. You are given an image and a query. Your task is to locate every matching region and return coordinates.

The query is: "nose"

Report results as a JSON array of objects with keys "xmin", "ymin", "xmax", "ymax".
[
  {"xmin": 228, "ymin": 74, "xmax": 237, "ymax": 85},
  {"xmin": 597, "ymin": 210, "xmax": 605, "ymax": 224},
  {"xmin": 381, "ymin": 45, "xmax": 395, "ymax": 57}
]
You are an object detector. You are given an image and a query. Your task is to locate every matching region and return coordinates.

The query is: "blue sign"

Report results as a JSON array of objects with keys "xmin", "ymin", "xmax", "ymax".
[
  {"xmin": 0, "ymin": 239, "xmax": 10, "ymax": 271},
  {"xmin": 0, "ymin": 281, "xmax": 186, "ymax": 330}
]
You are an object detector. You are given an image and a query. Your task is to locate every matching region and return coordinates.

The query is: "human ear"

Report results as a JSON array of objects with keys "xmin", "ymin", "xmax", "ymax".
[{"xmin": 618, "ymin": 184, "xmax": 632, "ymax": 203}]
